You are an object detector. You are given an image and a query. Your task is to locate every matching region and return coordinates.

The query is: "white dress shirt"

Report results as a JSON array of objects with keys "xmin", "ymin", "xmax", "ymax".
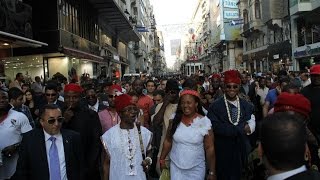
[
  {"xmin": 43, "ymin": 130, "xmax": 68, "ymax": 180},
  {"xmin": 88, "ymin": 100, "xmax": 99, "ymax": 112},
  {"xmin": 267, "ymin": 165, "xmax": 306, "ymax": 180}
]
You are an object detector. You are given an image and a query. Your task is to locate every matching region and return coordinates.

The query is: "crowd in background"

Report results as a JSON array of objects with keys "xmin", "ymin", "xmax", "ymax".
[{"xmin": 0, "ymin": 65, "xmax": 320, "ymax": 180}]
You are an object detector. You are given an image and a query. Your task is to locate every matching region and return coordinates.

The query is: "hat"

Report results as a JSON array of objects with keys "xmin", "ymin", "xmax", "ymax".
[
  {"xmin": 310, "ymin": 64, "xmax": 320, "ymax": 75},
  {"xmin": 224, "ymin": 70, "xmax": 241, "ymax": 84},
  {"xmin": 114, "ymin": 94, "xmax": 133, "ymax": 112},
  {"xmin": 211, "ymin": 73, "xmax": 221, "ymax": 79},
  {"xmin": 274, "ymin": 92, "xmax": 311, "ymax": 118},
  {"xmin": 64, "ymin": 83, "xmax": 83, "ymax": 93},
  {"xmin": 110, "ymin": 84, "xmax": 122, "ymax": 93}
]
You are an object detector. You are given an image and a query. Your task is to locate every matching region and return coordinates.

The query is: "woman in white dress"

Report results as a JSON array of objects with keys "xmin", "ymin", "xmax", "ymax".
[{"xmin": 159, "ymin": 89, "xmax": 216, "ymax": 180}]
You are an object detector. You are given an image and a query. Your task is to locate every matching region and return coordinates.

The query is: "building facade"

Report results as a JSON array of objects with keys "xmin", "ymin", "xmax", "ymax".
[
  {"xmin": 0, "ymin": 0, "xmax": 159, "ymax": 83},
  {"xmin": 290, "ymin": 0, "xmax": 320, "ymax": 70},
  {"xmin": 239, "ymin": 0, "xmax": 292, "ymax": 73}
]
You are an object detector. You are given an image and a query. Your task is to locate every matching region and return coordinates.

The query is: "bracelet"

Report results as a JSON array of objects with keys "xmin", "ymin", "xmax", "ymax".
[
  {"xmin": 208, "ymin": 171, "xmax": 215, "ymax": 176},
  {"xmin": 145, "ymin": 157, "xmax": 152, "ymax": 165}
]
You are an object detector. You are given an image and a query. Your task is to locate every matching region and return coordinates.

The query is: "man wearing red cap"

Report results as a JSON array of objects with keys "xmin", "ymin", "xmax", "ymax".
[
  {"xmin": 101, "ymin": 94, "xmax": 152, "ymax": 180},
  {"xmin": 301, "ymin": 64, "xmax": 320, "ymax": 149},
  {"xmin": 62, "ymin": 83, "xmax": 102, "ymax": 180},
  {"xmin": 207, "ymin": 70, "xmax": 256, "ymax": 179}
]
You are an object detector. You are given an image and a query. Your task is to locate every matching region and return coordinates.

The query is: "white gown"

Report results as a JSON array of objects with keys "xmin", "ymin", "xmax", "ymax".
[
  {"xmin": 170, "ymin": 116, "xmax": 212, "ymax": 180},
  {"xmin": 101, "ymin": 124, "xmax": 152, "ymax": 180}
]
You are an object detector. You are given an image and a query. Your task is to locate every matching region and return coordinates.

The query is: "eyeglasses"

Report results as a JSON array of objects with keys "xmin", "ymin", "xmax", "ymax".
[
  {"xmin": 47, "ymin": 117, "xmax": 64, "ymax": 124},
  {"xmin": 108, "ymin": 94, "xmax": 117, "ymax": 99},
  {"xmin": 122, "ymin": 107, "xmax": 139, "ymax": 113},
  {"xmin": 46, "ymin": 93, "xmax": 57, "ymax": 97},
  {"xmin": 226, "ymin": 85, "xmax": 239, "ymax": 89}
]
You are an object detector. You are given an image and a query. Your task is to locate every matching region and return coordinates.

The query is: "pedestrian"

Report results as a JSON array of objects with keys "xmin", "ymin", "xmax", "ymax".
[
  {"xmin": 12, "ymin": 104, "xmax": 84, "ymax": 180},
  {"xmin": 207, "ymin": 70, "xmax": 256, "ymax": 180},
  {"xmin": 159, "ymin": 89, "xmax": 216, "ymax": 180},
  {"xmin": 101, "ymin": 94, "xmax": 152, "ymax": 180},
  {"xmin": 259, "ymin": 113, "xmax": 320, "ymax": 179}
]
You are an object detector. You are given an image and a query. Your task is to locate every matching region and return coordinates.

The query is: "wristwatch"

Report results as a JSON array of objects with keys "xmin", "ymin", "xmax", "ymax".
[{"xmin": 208, "ymin": 171, "xmax": 215, "ymax": 176}]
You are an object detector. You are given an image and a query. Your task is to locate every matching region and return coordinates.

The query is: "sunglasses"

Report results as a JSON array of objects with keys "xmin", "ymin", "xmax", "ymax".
[
  {"xmin": 122, "ymin": 107, "xmax": 139, "ymax": 113},
  {"xmin": 47, "ymin": 117, "xmax": 64, "ymax": 124},
  {"xmin": 46, "ymin": 93, "xmax": 57, "ymax": 97},
  {"xmin": 108, "ymin": 94, "xmax": 117, "ymax": 99},
  {"xmin": 226, "ymin": 85, "xmax": 239, "ymax": 89}
]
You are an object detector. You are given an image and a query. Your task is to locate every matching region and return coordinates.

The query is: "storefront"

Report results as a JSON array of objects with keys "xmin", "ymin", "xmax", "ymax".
[{"xmin": 294, "ymin": 42, "xmax": 320, "ymax": 69}]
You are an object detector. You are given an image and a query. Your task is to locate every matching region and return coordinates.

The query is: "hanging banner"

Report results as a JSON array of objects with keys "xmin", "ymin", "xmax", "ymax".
[{"xmin": 223, "ymin": 0, "xmax": 238, "ymax": 9}]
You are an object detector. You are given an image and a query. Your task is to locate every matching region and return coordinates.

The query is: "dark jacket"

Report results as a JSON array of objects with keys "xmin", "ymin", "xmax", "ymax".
[
  {"xmin": 12, "ymin": 128, "xmax": 84, "ymax": 180},
  {"xmin": 62, "ymin": 104, "xmax": 102, "ymax": 180}
]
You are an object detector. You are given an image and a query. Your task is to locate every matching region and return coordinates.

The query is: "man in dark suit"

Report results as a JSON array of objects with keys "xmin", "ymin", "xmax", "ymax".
[
  {"xmin": 62, "ymin": 83, "xmax": 102, "ymax": 180},
  {"xmin": 84, "ymin": 86, "xmax": 108, "ymax": 112},
  {"xmin": 258, "ymin": 113, "xmax": 320, "ymax": 180},
  {"xmin": 12, "ymin": 104, "xmax": 84, "ymax": 180}
]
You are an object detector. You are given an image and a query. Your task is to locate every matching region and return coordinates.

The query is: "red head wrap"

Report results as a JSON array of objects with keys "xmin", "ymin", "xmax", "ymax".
[
  {"xmin": 64, "ymin": 83, "xmax": 83, "ymax": 93},
  {"xmin": 310, "ymin": 64, "xmax": 320, "ymax": 75},
  {"xmin": 274, "ymin": 92, "xmax": 311, "ymax": 118},
  {"xmin": 180, "ymin": 90, "xmax": 200, "ymax": 98},
  {"xmin": 224, "ymin": 70, "xmax": 241, "ymax": 84},
  {"xmin": 114, "ymin": 94, "xmax": 133, "ymax": 113},
  {"xmin": 110, "ymin": 84, "xmax": 122, "ymax": 92}
]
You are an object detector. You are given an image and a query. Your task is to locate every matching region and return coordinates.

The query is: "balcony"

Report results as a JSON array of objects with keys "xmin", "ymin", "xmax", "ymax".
[{"xmin": 290, "ymin": 0, "xmax": 312, "ymax": 16}]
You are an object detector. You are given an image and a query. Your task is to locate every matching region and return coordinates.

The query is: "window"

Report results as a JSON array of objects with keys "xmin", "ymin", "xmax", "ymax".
[
  {"xmin": 262, "ymin": 34, "xmax": 266, "ymax": 45},
  {"xmin": 243, "ymin": 9, "xmax": 249, "ymax": 24},
  {"xmin": 255, "ymin": 0, "xmax": 261, "ymax": 19}
]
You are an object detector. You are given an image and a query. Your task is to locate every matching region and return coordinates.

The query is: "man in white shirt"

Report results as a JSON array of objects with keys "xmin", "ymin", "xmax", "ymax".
[
  {"xmin": 0, "ymin": 89, "xmax": 32, "ymax": 180},
  {"xmin": 13, "ymin": 104, "xmax": 84, "ymax": 180},
  {"xmin": 258, "ymin": 113, "xmax": 320, "ymax": 180},
  {"xmin": 300, "ymin": 72, "xmax": 311, "ymax": 88}
]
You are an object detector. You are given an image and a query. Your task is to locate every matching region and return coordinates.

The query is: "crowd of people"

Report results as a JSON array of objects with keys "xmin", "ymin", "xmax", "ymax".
[{"xmin": 0, "ymin": 65, "xmax": 320, "ymax": 180}]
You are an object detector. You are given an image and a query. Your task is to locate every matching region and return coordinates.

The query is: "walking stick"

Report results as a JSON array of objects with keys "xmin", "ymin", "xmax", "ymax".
[{"xmin": 136, "ymin": 121, "xmax": 150, "ymax": 180}]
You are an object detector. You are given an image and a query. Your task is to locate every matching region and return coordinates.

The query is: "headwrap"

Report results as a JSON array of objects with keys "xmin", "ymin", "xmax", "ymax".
[
  {"xmin": 110, "ymin": 84, "xmax": 122, "ymax": 92},
  {"xmin": 114, "ymin": 94, "xmax": 133, "ymax": 112},
  {"xmin": 274, "ymin": 92, "xmax": 311, "ymax": 118},
  {"xmin": 211, "ymin": 73, "xmax": 221, "ymax": 79},
  {"xmin": 310, "ymin": 64, "xmax": 320, "ymax": 75},
  {"xmin": 180, "ymin": 89, "xmax": 200, "ymax": 98},
  {"xmin": 64, "ymin": 83, "xmax": 83, "ymax": 93},
  {"xmin": 224, "ymin": 70, "xmax": 241, "ymax": 84}
]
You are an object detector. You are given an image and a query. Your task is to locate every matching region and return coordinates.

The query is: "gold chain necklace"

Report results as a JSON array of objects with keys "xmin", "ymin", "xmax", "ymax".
[{"xmin": 224, "ymin": 95, "xmax": 241, "ymax": 125}]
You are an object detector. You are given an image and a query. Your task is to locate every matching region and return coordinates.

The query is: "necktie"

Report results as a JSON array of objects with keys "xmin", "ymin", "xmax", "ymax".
[
  {"xmin": 49, "ymin": 137, "xmax": 61, "ymax": 180},
  {"xmin": 229, "ymin": 103, "xmax": 238, "ymax": 124}
]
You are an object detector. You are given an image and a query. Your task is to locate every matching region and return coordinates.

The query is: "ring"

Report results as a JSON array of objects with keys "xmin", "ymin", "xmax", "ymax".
[{"xmin": 8, "ymin": 154, "xmax": 11, "ymax": 157}]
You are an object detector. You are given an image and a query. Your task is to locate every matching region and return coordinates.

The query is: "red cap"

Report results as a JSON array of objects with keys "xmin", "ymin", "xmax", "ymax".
[
  {"xmin": 224, "ymin": 70, "xmax": 241, "ymax": 84},
  {"xmin": 114, "ymin": 94, "xmax": 133, "ymax": 112},
  {"xmin": 110, "ymin": 85, "xmax": 122, "ymax": 92},
  {"xmin": 310, "ymin": 64, "xmax": 320, "ymax": 75},
  {"xmin": 64, "ymin": 83, "xmax": 83, "ymax": 93},
  {"xmin": 274, "ymin": 92, "xmax": 311, "ymax": 118},
  {"xmin": 211, "ymin": 73, "xmax": 221, "ymax": 79}
]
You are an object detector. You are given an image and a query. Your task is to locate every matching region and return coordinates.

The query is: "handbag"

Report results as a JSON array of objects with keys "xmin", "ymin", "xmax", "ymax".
[{"xmin": 159, "ymin": 169, "xmax": 170, "ymax": 180}]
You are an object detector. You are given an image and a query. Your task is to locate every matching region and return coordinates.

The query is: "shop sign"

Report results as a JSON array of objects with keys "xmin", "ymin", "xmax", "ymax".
[
  {"xmin": 273, "ymin": 54, "xmax": 280, "ymax": 59},
  {"xmin": 114, "ymin": 55, "xmax": 120, "ymax": 61},
  {"xmin": 224, "ymin": 0, "xmax": 238, "ymax": 9},
  {"xmin": 224, "ymin": 10, "xmax": 239, "ymax": 19},
  {"xmin": 294, "ymin": 45, "xmax": 320, "ymax": 58}
]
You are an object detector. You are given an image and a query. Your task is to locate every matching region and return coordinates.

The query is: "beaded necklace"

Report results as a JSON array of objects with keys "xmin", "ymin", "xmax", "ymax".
[
  {"xmin": 224, "ymin": 95, "xmax": 241, "ymax": 125},
  {"xmin": 119, "ymin": 124, "xmax": 139, "ymax": 175}
]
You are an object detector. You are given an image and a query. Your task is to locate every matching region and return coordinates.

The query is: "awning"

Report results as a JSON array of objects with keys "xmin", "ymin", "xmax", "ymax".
[
  {"xmin": 0, "ymin": 31, "xmax": 48, "ymax": 49},
  {"xmin": 89, "ymin": 0, "xmax": 140, "ymax": 42},
  {"xmin": 62, "ymin": 46, "xmax": 104, "ymax": 63}
]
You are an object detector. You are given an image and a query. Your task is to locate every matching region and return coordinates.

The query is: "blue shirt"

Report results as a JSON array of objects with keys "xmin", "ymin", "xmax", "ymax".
[{"xmin": 265, "ymin": 89, "xmax": 278, "ymax": 109}]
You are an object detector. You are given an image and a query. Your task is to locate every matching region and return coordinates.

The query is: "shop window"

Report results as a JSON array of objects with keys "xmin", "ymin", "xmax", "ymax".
[{"xmin": 255, "ymin": 0, "xmax": 261, "ymax": 19}]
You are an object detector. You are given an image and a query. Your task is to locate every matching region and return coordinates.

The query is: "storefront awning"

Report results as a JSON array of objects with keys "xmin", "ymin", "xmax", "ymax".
[
  {"xmin": 89, "ymin": 0, "xmax": 141, "ymax": 42},
  {"xmin": 62, "ymin": 46, "xmax": 104, "ymax": 63},
  {"xmin": 0, "ymin": 31, "xmax": 48, "ymax": 49}
]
